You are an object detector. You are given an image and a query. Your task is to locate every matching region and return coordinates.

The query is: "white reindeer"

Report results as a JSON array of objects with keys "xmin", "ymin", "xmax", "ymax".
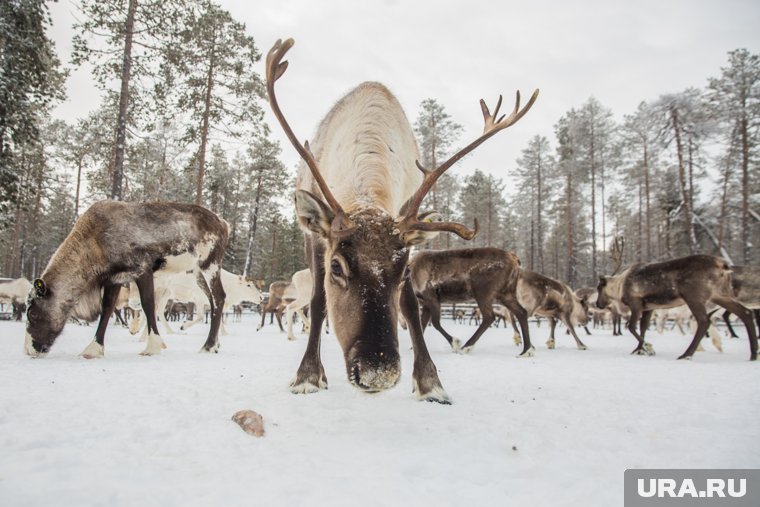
[{"xmin": 285, "ymin": 269, "xmax": 312, "ymax": 341}]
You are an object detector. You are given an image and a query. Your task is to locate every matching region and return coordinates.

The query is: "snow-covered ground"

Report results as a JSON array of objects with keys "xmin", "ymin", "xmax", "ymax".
[{"xmin": 0, "ymin": 313, "xmax": 758, "ymax": 507}]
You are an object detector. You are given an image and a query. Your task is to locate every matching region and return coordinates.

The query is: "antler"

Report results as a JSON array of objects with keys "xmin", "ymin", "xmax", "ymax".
[
  {"xmin": 396, "ymin": 89, "xmax": 540, "ymax": 240},
  {"xmin": 610, "ymin": 236, "xmax": 625, "ymax": 275},
  {"xmin": 266, "ymin": 38, "xmax": 354, "ymax": 234}
]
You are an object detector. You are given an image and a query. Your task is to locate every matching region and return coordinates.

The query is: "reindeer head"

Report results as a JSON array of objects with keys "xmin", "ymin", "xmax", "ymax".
[
  {"xmin": 572, "ymin": 291, "xmax": 590, "ymax": 326},
  {"xmin": 268, "ymin": 38, "xmax": 538, "ymax": 392},
  {"xmin": 238, "ymin": 275, "xmax": 263, "ymax": 305},
  {"xmin": 596, "ymin": 276, "xmax": 610, "ymax": 309},
  {"xmin": 24, "ymin": 278, "xmax": 68, "ymax": 356}
]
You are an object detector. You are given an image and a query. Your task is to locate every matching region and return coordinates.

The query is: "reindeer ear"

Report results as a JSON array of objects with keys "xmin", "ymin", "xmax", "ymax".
[
  {"xmin": 33, "ymin": 278, "xmax": 47, "ymax": 297},
  {"xmin": 402, "ymin": 211, "xmax": 444, "ymax": 246},
  {"xmin": 295, "ymin": 190, "xmax": 335, "ymax": 238}
]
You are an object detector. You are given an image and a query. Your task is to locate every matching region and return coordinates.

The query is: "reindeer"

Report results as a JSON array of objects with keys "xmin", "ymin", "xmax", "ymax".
[
  {"xmin": 408, "ymin": 248, "xmax": 533, "ymax": 356},
  {"xmin": 285, "ymin": 268, "xmax": 312, "ymax": 341},
  {"xmin": 515, "ymin": 271, "xmax": 589, "ymax": 350},
  {"xmin": 130, "ymin": 269, "xmax": 262, "ymax": 340},
  {"xmin": 257, "ymin": 280, "xmax": 290, "ymax": 332},
  {"xmin": 24, "ymin": 200, "xmax": 228, "ymax": 358},
  {"xmin": 468, "ymin": 307, "xmax": 482, "ymax": 326},
  {"xmin": 266, "ymin": 38, "xmax": 538, "ymax": 402},
  {"xmin": 0, "ymin": 277, "xmax": 32, "ymax": 321},
  {"xmin": 596, "ymin": 254, "xmax": 758, "ymax": 360},
  {"xmin": 719, "ymin": 265, "xmax": 760, "ymax": 338}
]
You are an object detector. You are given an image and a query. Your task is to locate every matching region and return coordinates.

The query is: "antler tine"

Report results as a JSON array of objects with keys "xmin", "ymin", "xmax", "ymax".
[
  {"xmin": 405, "ymin": 217, "xmax": 480, "ymax": 241},
  {"xmin": 266, "ymin": 38, "xmax": 352, "ymax": 230},
  {"xmin": 401, "ymin": 88, "xmax": 540, "ymax": 223}
]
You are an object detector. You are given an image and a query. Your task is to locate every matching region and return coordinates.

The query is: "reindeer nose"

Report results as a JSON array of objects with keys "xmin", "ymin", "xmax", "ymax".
[{"xmin": 348, "ymin": 357, "xmax": 401, "ymax": 392}]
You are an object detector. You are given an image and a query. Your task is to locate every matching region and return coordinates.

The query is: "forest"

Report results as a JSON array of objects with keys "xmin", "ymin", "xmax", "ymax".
[{"xmin": 1, "ymin": 0, "xmax": 758, "ymax": 289}]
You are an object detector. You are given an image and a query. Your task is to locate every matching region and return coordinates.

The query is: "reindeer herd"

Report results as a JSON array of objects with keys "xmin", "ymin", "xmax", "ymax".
[{"xmin": 9, "ymin": 38, "xmax": 758, "ymax": 406}]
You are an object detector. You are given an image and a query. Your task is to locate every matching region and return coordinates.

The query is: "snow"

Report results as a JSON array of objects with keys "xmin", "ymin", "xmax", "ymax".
[{"xmin": 1, "ymin": 315, "xmax": 758, "ymax": 506}]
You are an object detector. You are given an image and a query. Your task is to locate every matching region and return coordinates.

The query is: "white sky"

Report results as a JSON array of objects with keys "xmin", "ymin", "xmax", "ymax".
[{"xmin": 48, "ymin": 0, "xmax": 760, "ymax": 185}]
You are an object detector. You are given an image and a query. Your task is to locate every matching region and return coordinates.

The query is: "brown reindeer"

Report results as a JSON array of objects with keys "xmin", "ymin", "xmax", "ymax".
[
  {"xmin": 409, "ymin": 248, "xmax": 533, "ymax": 356},
  {"xmin": 267, "ymin": 38, "xmax": 538, "ymax": 402},
  {"xmin": 516, "ymin": 271, "xmax": 589, "ymax": 350},
  {"xmin": 257, "ymin": 280, "xmax": 289, "ymax": 332},
  {"xmin": 24, "ymin": 201, "xmax": 228, "ymax": 358},
  {"xmin": 596, "ymin": 254, "xmax": 758, "ymax": 360}
]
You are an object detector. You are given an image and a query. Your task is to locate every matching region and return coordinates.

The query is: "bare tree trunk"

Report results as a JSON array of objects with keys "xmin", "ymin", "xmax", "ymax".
[
  {"xmin": 740, "ymin": 115, "xmax": 750, "ymax": 263},
  {"xmin": 195, "ymin": 45, "xmax": 216, "ymax": 206},
  {"xmin": 110, "ymin": 0, "xmax": 138, "ymax": 201},
  {"xmin": 536, "ymin": 152, "xmax": 544, "ymax": 272},
  {"xmin": 643, "ymin": 144, "xmax": 651, "ymax": 260},
  {"xmin": 637, "ymin": 174, "xmax": 643, "ymax": 262},
  {"xmin": 590, "ymin": 124, "xmax": 597, "ymax": 278},
  {"xmin": 242, "ymin": 173, "xmax": 263, "ymax": 278},
  {"xmin": 670, "ymin": 106, "xmax": 697, "ymax": 253},
  {"xmin": 565, "ymin": 170, "xmax": 574, "ymax": 286},
  {"xmin": 74, "ymin": 157, "xmax": 83, "ymax": 218}
]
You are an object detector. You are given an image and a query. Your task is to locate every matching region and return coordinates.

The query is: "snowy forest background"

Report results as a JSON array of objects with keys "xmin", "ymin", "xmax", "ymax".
[{"xmin": 1, "ymin": 0, "xmax": 758, "ymax": 289}]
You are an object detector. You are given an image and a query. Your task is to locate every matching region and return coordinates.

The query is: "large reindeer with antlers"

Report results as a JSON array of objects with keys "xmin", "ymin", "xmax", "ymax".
[{"xmin": 266, "ymin": 38, "xmax": 538, "ymax": 402}]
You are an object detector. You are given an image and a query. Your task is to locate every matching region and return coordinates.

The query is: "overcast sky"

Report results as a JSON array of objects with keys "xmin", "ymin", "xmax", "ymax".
[{"xmin": 48, "ymin": 0, "xmax": 760, "ymax": 185}]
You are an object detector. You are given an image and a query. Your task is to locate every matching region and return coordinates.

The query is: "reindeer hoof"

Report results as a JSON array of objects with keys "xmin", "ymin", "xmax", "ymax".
[
  {"xmin": 199, "ymin": 344, "xmax": 220, "ymax": 354},
  {"xmin": 451, "ymin": 339, "xmax": 462, "ymax": 352},
  {"xmin": 413, "ymin": 381, "xmax": 452, "ymax": 405},
  {"xmin": 546, "ymin": 340, "xmax": 555, "ymax": 350},
  {"xmin": 677, "ymin": 354, "xmax": 693, "ymax": 360},
  {"xmin": 79, "ymin": 340, "xmax": 104, "ymax": 359},
  {"xmin": 578, "ymin": 345, "xmax": 588, "ymax": 351},
  {"xmin": 290, "ymin": 377, "xmax": 327, "ymax": 394},
  {"xmin": 517, "ymin": 346, "xmax": 535, "ymax": 358},
  {"xmin": 453, "ymin": 344, "xmax": 472, "ymax": 355}
]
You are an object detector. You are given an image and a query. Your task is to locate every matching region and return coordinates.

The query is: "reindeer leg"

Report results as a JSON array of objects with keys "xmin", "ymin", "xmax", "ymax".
[
  {"xmin": 505, "ymin": 300, "xmax": 533, "ymax": 357},
  {"xmin": 400, "ymin": 277, "xmax": 450, "ymax": 404},
  {"xmin": 291, "ymin": 242, "xmax": 328, "ymax": 393},
  {"xmin": 722, "ymin": 310, "xmax": 739, "ymax": 338},
  {"xmin": 199, "ymin": 269, "xmax": 225, "ymax": 353},
  {"xmin": 275, "ymin": 307, "xmax": 285, "ymax": 332},
  {"xmin": 626, "ymin": 306, "xmax": 652, "ymax": 355},
  {"xmin": 565, "ymin": 315, "xmax": 588, "ymax": 350},
  {"xmin": 546, "ymin": 318, "xmax": 557, "ymax": 349},
  {"xmin": 136, "ymin": 273, "xmax": 165, "ymax": 356},
  {"xmin": 459, "ymin": 298, "xmax": 495, "ymax": 354},
  {"xmin": 639, "ymin": 310, "xmax": 654, "ymax": 355},
  {"xmin": 711, "ymin": 297, "xmax": 757, "ymax": 361},
  {"xmin": 257, "ymin": 305, "xmax": 266, "ymax": 331},
  {"xmin": 80, "ymin": 284, "xmax": 120, "ymax": 359},
  {"xmin": 678, "ymin": 301, "xmax": 709, "ymax": 360},
  {"xmin": 509, "ymin": 313, "xmax": 522, "ymax": 347},
  {"xmin": 286, "ymin": 301, "xmax": 297, "ymax": 341},
  {"xmin": 429, "ymin": 303, "xmax": 459, "ymax": 349}
]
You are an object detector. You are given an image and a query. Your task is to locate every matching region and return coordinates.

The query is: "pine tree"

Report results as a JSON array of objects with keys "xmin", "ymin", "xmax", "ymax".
[
  {"xmin": 72, "ymin": 0, "xmax": 185, "ymax": 200},
  {"xmin": 0, "ymin": 0, "xmax": 65, "ymax": 220},
  {"xmin": 159, "ymin": 0, "xmax": 266, "ymax": 206}
]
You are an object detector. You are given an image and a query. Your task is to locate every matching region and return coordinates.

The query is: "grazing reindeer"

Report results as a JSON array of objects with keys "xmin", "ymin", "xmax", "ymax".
[
  {"xmin": 266, "ymin": 38, "xmax": 538, "ymax": 402},
  {"xmin": 408, "ymin": 248, "xmax": 533, "ymax": 356},
  {"xmin": 516, "ymin": 271, "xmax": 589, "ymax": 350},
  {"xmin": 596, "ymin": 254, "xmax": 758, "ymax": 360},
  {"xmin": 257, "ymin": 280, "xmax": 289, "ymax": 332},
  {"xmin": 24, "ymin": 201, "xmax": 228, "ymax": 358}
]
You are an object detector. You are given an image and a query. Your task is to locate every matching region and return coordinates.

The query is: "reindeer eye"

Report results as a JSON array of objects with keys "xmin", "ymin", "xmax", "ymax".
[{"xmin": 330, "ymin": 259, "xmax": 343, "ymax": 277}]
